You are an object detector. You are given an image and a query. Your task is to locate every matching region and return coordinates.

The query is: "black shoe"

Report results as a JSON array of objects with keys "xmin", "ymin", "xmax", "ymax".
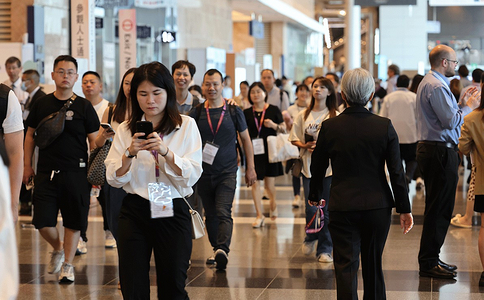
[
  {"xmin": 438, "ymin": 260, "xmax": 457, "ymax": 271},
  {"xmin": 214, "ymin": 249, "xmax": 228, "ymax": 270},
  {"xmin": 479, "ymin": 271, "xmax": 484, "ymax": 287},
  {"xmin": 419, "ymin": 265, "xmax": 456, "ymax": 279},
  {"xmin": 262, "ymin": 196, "xmax": 269, "ymax": 200}
]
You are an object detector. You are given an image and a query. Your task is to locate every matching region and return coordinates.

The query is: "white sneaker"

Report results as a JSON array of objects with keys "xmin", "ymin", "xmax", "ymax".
[
  {"xmin": 76, "ymin": 237, "xmax": 87, "ymax": 255},
  {"xmin": 318, "ymin": 253, "xmax": 333, "ymax": 263},
  {"xmin": 59, "ymin": 263, "xmax": 75, "ymax": 283},
  {"xmin": 292, "ymin": 195, "xmax": 302, "ymax": 208},
  {"xmin": 47, "ymin": 249, "xmax": 65, "ymax": 274},
  {"xmin": 105, "ymin": 230, "xmax": 117, "ymax": 248},
  {"xmin": 302, "ymin": 240, "xmax": 317, "ymax": 256},
  {"xmin": 215, "ymin": 249, "xmax": 228, "ymax": 270}
]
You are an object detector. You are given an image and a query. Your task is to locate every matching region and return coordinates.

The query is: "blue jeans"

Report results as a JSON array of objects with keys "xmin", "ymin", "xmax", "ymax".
[
  {"xmin": 303, "ymin": 175, "xmax": 333, "ymax": 256},
  {"xmin": 197, "ymin": 172, "xmax": 237, "ymax": 254}
]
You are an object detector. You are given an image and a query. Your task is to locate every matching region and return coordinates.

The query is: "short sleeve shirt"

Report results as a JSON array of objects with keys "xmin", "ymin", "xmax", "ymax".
[
  {"xmin": 190, "ymin": 104, "xmax": 247, "ymax": 174},
  {"xmin": 26, "ymin": 93, "xmax": 100, "ymax": 172},
  {"xmin": 2, "ymin": 90, "xmax": 24, "ymax": 134}
]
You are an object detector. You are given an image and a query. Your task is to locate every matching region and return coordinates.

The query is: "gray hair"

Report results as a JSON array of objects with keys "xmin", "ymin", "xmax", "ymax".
[{"xmin": 341, "ymin": 68, "xmax": 375, "ymax": 106}]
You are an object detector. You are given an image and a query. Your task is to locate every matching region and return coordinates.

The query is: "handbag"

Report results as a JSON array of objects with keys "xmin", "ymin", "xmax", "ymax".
[
  {"xmin": 87, "ymin": 105, "xmax": 114, "ymax": 185},
  {"xmin": 291, "ymin": 157, "xmax": 303, "ymax": 177},
  {"xmin": 267, "ymin": 133, "xmax": 299, "ymax": 163},
  {"xmin": 34, "ymin": 94, "xmax": 76, "ymax": 150},
  {"xmin": 163, "ymin": 169, "xmax": 206, "ymax": 239}
]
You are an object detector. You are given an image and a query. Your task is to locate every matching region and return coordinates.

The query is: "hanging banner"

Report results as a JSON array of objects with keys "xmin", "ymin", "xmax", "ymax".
[
  {"xmin": 119, "ymin": 9, "xmax": 137, "ymax": 81},
  {"xmin": 71, "ymin": 0, "xmax": 96, "ymax": 69}
]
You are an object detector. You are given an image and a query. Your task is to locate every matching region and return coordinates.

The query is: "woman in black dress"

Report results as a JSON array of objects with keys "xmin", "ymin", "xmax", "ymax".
[{"xmin": 244, "ymin": 82, "xmax": 284, "ymax": 228}]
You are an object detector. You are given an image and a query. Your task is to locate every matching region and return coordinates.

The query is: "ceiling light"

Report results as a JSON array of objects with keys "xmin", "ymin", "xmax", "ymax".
[{"xmin": 339, "ymin": 10, "xmax": 346, "ymax": 16}]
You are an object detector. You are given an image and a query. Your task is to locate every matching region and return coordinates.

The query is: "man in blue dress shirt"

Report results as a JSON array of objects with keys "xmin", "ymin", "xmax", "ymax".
[{"xmin": 416, "ymin": 45, "xmax": 480, "ymax": 279}]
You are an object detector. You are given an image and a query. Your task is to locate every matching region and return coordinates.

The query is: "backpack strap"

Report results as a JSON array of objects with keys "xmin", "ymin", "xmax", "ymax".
[{"xmin": 0, "ymin": 84, "xmax": 12, "ymax": 135}]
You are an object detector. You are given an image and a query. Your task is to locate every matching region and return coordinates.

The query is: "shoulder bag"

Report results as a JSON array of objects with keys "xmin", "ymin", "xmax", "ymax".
[
  {"xmin": 87, "ymin": 105, "xmax": 114, "ymax": 185},
  {"xmin": 267, "ymin": 133, "xmax": 299, "ymax": 163},
  {"xmin": 34, "ymin": 94, "xmax": 76, "ymax": 150},
  {"xmin": 162, "ymin": 166, "xmax": 205, "ymax": 239}
]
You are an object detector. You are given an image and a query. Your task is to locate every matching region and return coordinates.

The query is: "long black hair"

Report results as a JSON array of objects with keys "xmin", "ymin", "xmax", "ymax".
[
  {"xmin": 112, "ymin": 68, "xmax": 136, "ymax": 124},
  {"xmin": 127, "ymin": 62, "xmax": 182, "ymax": 135},
  {"xmin": 304, "ymin": 77, "xmax": 337, "ymax": 121}
]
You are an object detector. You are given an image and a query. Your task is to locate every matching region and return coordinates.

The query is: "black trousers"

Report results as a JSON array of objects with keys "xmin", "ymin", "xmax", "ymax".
[
  {"xmin": 329, "ymin": 208, "xmax": 392, "ymax": 300},
  {"xmin": 416, "ymin": 143, "xmax": 459, "ymax": 270},
  {"xmin": 399, "ymin": 143, "xmax": 418, "ymax": 182},
  {"xmin": 118, "ymin": 194, "xmax": 191, "ymax": 300}
]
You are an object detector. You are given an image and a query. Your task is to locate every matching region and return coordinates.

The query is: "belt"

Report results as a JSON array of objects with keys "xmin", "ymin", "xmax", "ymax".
[{"xmin": 418, "ymin": 140, "xmax": 457, "ymax": 150}]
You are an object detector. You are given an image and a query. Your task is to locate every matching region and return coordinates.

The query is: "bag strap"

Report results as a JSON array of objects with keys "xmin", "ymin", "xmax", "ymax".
[{"xmin": 107, "ymin": 104, "xmax": 114, "ymax": 124}]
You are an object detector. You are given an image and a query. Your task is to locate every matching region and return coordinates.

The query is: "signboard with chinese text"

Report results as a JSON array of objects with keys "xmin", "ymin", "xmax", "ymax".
[
  {"xmin": 71, "ymin": 0, "xmax": 96, "ymax": 70},
  {"xmin": 119, "ymin": 9, "xmax": 137, "ymax": 82}
]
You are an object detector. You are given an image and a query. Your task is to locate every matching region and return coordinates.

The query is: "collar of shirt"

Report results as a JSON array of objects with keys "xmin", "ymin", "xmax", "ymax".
[
  {"xmin": 181, "ymin": 92, "xmax": 193, "ymax": 107},
  {"xmin": 29, "ymin": 86, "xmax": 40, "ymax": 99},
  {"xmin": 431, "ymin": 70, "xmax": 450, "ymax": 86}
]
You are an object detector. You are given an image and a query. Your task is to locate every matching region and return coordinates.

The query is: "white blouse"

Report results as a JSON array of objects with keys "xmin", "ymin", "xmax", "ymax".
[
  {"xmin": 289, "ymin": 108, "xmax": 337, "ymax": 178},
  {"xmin": 105, "ymin": 114, "xmax": 203, "ymax": 200}
]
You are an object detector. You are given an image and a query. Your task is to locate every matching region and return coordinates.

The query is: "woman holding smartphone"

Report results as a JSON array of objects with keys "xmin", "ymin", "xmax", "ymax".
[
  {"xmin": 105, "ymin": 62, "xmax": 202, "ymax": 299},
  {"xmin": 93, "ymin": 68, "xmax": 136, "ymax": 242},
  {"xmin": 244, "ymin": 82, "xmax": 285, "ymax": 228},
  {"xmin": 289, "ymin": 77, "xmax": 338, "ymax": 262}
]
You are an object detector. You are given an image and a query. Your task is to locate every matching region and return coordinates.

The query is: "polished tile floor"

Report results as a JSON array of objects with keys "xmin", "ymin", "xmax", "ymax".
[{"xmin": 15, "ymin": 167, "xmax": 484, "ymax": 299}]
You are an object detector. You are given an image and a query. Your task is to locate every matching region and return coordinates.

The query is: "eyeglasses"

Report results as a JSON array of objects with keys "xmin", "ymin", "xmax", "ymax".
[
  {"xmin": 55, "ymin": 70, "xmax": 77, "ymax": 77},
  {"xmin": 442, "ymin": 58, "xmax": 459, "ymax": 65}
]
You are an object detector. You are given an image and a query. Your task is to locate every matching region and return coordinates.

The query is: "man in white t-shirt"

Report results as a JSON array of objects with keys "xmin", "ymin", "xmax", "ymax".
[
  {"xmin": 80, "ymin": 71, "xmax": 114, "ymax": 252},
  {"xmin": 380, "ymin": 75, "xmax": 418, "ymax": 185},
  {"xmin": 3, "ymin": 56, "xmax": 29, "ymax": 106},
  {"xmin": 1, "ymin": 85, "xmax": 24, "ymax": 223},
  {"xmin": 82, "ymin": 71, "xmax": 109, "ymax": 120},
  {"xmin": 0, "ymin": 139, "xmax": 19, "ymax": 300}
]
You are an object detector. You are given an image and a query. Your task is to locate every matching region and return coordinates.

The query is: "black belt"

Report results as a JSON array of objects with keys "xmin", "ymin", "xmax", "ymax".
[{"xmin": 418, "ymin": 140, "xmax": 457, "ymax": 150}]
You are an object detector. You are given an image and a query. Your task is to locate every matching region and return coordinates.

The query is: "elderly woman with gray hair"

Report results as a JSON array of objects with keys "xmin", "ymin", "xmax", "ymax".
[{"xmin": 308, "ymin": 68, "xmax": 414, "ymax": 300}]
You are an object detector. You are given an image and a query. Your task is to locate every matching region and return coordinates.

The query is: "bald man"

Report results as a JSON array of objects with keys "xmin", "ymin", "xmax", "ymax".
[{"xmin": 416, "ymin": 45, "xmax": 480, "ymax": 279}]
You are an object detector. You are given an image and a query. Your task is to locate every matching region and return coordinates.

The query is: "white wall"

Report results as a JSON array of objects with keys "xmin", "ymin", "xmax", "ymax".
[{"xmin": 379, "ymin": 0, "xmax": 427, "ymax": 79}]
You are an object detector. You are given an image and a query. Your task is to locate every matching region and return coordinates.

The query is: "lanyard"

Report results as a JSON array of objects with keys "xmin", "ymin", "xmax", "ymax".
[
  {"xmin": 429, "ymin": 70, "xmax": 451, "ymax": 94},
  {"xmin": 252, "ymin": 105, "xmax": 267, "ymax": 138},
  {"xmin": 150, "ymin": 134, "xmax": 164, "ymax": 181},
  {"xmin": 205, "ymin": 100, "xmax": 226, "ymax": 141}
]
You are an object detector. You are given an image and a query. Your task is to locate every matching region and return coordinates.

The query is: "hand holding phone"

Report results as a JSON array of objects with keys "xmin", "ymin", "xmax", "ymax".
[
  {"xmin": 101, "ymin": 123, "xmax": 115, "ymax": 133},
  {"xmin": 136, "ymin": 121, "xmax": 154, "ymax": 139}
]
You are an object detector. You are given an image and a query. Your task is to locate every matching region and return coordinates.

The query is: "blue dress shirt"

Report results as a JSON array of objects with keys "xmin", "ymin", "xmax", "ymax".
[{"xmin": 416, "ymin": 70, "xmax": 472, "ymax": 145}]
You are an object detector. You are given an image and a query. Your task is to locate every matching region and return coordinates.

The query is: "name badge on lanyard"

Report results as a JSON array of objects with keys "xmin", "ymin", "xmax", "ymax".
[
  {"xmin": 203, "ymin": 101, "xmax": 226, "ymax": 164},
  {"xmin": 252, "ymin": 138, "xmax": 264, "ymax": 155},
  {"xmin": 148, "ymin": 148, "xmax": 174, "ymax": 219},
  {"xmin": 252, "ymin": 105, "xmax": 267, "ymax": 156},
  {"xmin": 203, "ymin": 141, "xmax": 220, "ymax": 165}
]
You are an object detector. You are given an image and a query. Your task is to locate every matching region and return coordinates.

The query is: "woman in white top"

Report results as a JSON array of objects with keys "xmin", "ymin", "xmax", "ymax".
[
  {"xmin": 289, "ymin": 76, "xmax": 338, "ymax": 263},
  {"xmin": 285, "ymin": 84, "xmax": 310, "ymax": 208},
  {"xmin": 105, "ymin": 62, "xmax": 202, "ymax": 299}
]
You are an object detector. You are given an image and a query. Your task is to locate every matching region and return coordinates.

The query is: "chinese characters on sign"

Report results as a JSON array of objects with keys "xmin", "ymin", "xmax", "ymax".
[
  {"xmin": 70, "ymin": 0, "xmax": 96, "ymax": 69},
  {"xmin": 119, "ymin": 9, "xmax": 137, "ymax": 81}
]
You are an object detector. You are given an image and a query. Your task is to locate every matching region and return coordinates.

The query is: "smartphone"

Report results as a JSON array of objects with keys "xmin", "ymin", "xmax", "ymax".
[
  {"xmin": 305, "ymin": 133, "xmax": 314, "ymax": 143},
  {"xmin": 136, "ymin": 121, "xmax": 153, "ymax": 139},
  {"xmin": 101, "ymin": 123, "xmax": 115, "ymax": 133}
]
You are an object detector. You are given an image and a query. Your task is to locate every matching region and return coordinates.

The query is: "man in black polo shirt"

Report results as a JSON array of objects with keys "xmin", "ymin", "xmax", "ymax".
[{"xmin": 23, "ymin": 55, "xmax": 100, "ymax": 283}]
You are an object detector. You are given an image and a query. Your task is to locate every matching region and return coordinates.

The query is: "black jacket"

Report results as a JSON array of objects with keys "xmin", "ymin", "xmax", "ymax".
[{"xmin": 309, "ymin": 105, "xmax": 411, "ymax": 213}]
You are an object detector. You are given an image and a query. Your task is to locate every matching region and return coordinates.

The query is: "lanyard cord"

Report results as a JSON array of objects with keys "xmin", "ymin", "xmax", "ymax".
[
  {"xmin": 252, "ymin": 104, "xmax": 267, "ymax": 138},
  {"xmin": 205, "ymin": 100, "xmax": 227, "ymax": 141},
  {"xmin": 150, "ymin": 134, "xmax": 164, "ymax": 181}
]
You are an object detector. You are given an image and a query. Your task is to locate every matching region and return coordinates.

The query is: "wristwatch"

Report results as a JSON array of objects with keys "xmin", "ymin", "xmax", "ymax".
[{"xmin": 125, "ymin": 148, "xmax": 136, "ymax": 158}]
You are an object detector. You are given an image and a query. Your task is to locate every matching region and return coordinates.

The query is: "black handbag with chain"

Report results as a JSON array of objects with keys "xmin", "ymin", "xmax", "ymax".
[{"xmin": 34, "ymin": 94, "xmax": 76, "ymax": 150}]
